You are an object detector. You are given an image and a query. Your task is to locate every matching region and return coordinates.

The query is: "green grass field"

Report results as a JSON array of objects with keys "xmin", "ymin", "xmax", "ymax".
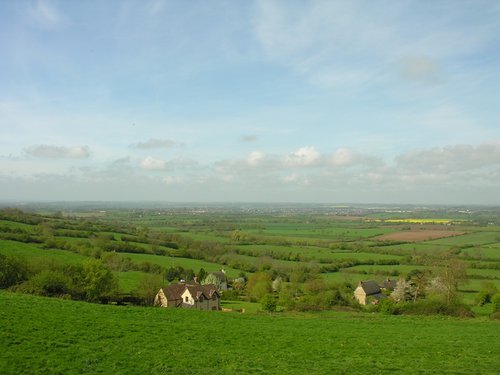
[
  {"xmin": 0, "ymin": 240, "xmax": 89, "ymax": 264},
  {"xmin": 427, "ymin": 232, "xmax": 500, "ymax": 246},
  {"xmin": 234, "ymin": 244, "xmax": 403, "ymax": 262},
  {"xmin": 1, "ymin": 291, "xmax": 499, "ymax": 374},
  {"xmin": 117, "ymin": 252, "xmax": 242, "ymax": 277}
]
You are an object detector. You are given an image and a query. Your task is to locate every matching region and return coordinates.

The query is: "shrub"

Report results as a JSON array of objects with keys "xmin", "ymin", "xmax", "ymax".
[
  {"xmin": 475, "ymin": 291, "xmax": 491, "ymax": 306},
  {"xmin": 18, "ymin": 270, "xmax": 72, "ymax": 297},
  {"xmin": 378, "ymin": 298, "xmax": 400, "ymax": 315},
  {"xmin": 0, "ymin": 254, "xmax": 29, "ymax": 288},
  {"xmin": 398, "ymin": 300, "xmax": 474, "ymax": 318},
  {"xmin": 220, "ymin": 289, "xmax": 240, "ymax": 301},
  {"xmin": 491, "ymin": 294, "xmax": 500, "ymax": 312},
  {"xmin": 261, "ymin": 294, "xmax": 277, "ymax": 312}
]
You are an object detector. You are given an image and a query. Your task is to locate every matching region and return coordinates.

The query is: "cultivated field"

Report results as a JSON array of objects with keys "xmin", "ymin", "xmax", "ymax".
[{"xmin": 374, "ymin": 229, "xmax": 466, "ymax": 242}]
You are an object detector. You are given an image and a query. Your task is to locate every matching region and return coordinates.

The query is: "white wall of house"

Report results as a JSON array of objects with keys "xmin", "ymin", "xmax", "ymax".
[
  {"xmin": 181, "ymin": 290, "xmax": 195, "ymax": 305},
  {"xmin": 354, "ymin": 286, "xmax": 367, "ymax": 305},
  {"xmin": 154, "ymin": 289, "xmax": 168, "ymax": 307}
]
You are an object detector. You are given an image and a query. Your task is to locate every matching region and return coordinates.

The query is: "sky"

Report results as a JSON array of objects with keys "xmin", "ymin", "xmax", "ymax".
[{"xmin": 1, "ymin": 0, "xmax": 500, "ymax": 204}]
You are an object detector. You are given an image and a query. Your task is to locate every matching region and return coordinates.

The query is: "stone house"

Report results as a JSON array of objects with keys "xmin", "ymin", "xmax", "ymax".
[
  {"xmin": 154, "ymin": 282, "xmax": 221, "ymax": 311},
  {"xmin": 380, "ymin": 278, "xmax": 397, "ymax": 291},
  {"xmin": 354, "ymin": 280, "xmax": 386, "ymax": 305}
]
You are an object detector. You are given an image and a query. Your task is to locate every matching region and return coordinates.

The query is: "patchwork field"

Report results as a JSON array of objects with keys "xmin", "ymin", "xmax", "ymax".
[{"xmin": 374, "ymin": 230, "xmax": 466, "ymax": 242}]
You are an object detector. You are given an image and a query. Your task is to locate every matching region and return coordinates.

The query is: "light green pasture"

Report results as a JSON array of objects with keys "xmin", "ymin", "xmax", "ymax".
[{"xmin": 0, "ymin": 239, "xmax": 89, "ymax": 264}]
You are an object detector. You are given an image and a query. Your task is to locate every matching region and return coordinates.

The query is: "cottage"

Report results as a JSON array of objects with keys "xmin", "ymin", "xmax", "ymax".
[
  {"xmin": 154, "ymin": 282, "xmax": 221, "ymax": 311},
  {"xmin": 380, "ymin": 278, "xmax": 397, "ymax": 291},
  {"xmin": 354, "ymin": 280, "xmax": 386, "ymax": 305}
]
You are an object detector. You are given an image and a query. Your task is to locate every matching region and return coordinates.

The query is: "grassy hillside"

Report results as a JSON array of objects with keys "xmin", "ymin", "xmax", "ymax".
[{"xmin": 1, "ymin": 291, "xmax": 499, "ymax": 374}]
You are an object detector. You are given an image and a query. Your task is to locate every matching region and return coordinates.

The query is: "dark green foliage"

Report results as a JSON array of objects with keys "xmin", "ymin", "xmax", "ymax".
[
  {"xmin": 377, "ymin": 298, "xmax": 400, "ymax": 315},
  {"xmin": 261, "ymin": 293, "xmax": 277, "ymax": 312},
  {"xmin": 220, "ymin": 289, "xmax": 240, "ymax": 301},
  {"xmin": 135, "ymin": 273, "xmax": 163, "ymax": 305},
  {"xmin": 83, "ymin": 259, "xmax": 119, "ymax": 303},
  {"xmin": 396, "ymin": 300, "xmax": 474, "ymax": 318},
  {"xmin": 492, "ymin": 294, "xmax": 500, "ymax": 312},
  {"xmin": 197, "ymin": 267, "xmax": 207, "ymax": 282},
  {"xmin": 17, "ymin": 270, "xmax": 72, "ymax": 297},
  {"xmin": 0, "ymin": 254, "xmax": 28, "ymax": 288},
  {"xmin": 475, "ymin": 291, "xmax": 491, "ymax": 306}
]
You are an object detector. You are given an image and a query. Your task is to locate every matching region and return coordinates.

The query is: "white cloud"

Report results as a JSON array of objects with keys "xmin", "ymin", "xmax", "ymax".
[
  {"xmin": 140, "ymin": 156, "xmax": 167, "ymax": 170},
  {"xmin": 331, "ymin": 148, "xmax": 355, "ymax": 167},
  {"xmin": 396, "ymin": 142, "xmax": 500, "ymax": 173},
  {"xmin": 247, "ymin": 151, "xmax": 265, "ymax": 166},
  {"xmin": 283, "ymin": 172, "xmax": 309, "ymax": 185},
  {"xmin": 285, "ymin": 146, "xmax": 320, "ymax": 167},
  {"xmin": 139, "ymin": 156, "xmax": 199, "ymax": 171},
  {"xmin": 131, "ymin": 138, "xmax": 177, "ymax": 149},
  {"xmin": 26, "ymin": 145, "xmax": 90, "ymax": 159}
]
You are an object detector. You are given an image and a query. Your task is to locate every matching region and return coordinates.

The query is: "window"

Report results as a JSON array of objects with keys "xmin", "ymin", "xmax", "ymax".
[
  {"xmin": 185, "ymin": 296, "xmax": 189, "ymax": 302},
  {"xmin": 199, "ymin": 296, "xmax": 204, "ymax": 302}
]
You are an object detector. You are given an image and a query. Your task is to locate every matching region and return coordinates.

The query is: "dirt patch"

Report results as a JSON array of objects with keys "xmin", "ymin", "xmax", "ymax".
[{"xmin": 374, "ymin": 230, "xmax": 467, "ymax": 242}]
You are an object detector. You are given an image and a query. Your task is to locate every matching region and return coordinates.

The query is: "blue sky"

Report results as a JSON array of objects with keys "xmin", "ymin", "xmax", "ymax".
[{"xmin": 1, "ymin": 0, "xmax": 500, "ymax": 204}]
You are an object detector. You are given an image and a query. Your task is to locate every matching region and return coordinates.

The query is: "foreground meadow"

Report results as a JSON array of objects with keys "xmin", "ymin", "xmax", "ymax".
[{"xmin": 1, "ymin": 291, "xmax": 499, "ymax": 374}]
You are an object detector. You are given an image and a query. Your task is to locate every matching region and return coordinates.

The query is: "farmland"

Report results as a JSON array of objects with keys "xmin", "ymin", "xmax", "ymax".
[
  {"xmin": 1, "ymin": 203, "xmax": 500, "ymax": 304},
  {"xmin": 1, "ymin": 291, "xmax": 499, "ymax": 374},
  {"xmin": 1, "ymin": 203, "xmax": 500, "ymax": 374}
]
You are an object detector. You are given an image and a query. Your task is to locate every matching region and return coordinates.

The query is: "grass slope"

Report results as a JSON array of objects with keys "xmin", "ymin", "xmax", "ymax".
[{"xmin": 1, "ymin": 292, "xmax": 499, "ymax": 374}]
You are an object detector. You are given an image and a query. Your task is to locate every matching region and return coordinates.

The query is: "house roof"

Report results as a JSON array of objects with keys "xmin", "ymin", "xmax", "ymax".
[
  {"xmin": 358, "ymin": 280, "xmax": 381, "ymax": 295},
  {"xmin": 162, "ymin": 283, "xmax": 187, "ymax": 301},
  {"xmin": 186, "ymin": 284, "xmax": 220, "ymax": 300},
  {"xmin": 380, "ymin": 278, "xmax": 397, "ymax": 290},
  {"xmin": 161, "ymin": 282, "xmax": 220, "ymax": 302}
]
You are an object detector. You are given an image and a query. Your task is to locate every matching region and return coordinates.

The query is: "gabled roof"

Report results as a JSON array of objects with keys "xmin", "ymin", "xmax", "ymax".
[
  {"xmin": 186, "ymin": 284, "xmax": 220, "ymax": 300},
  {"xmin": 358, "ymin": 280, "xmax": 381, "ymax": 295},
  {"xmin": 161, "ymin": 282, "xmax": 220, "ymax": 302},
  {"xmin": 162, "ymin": 283, "xmax": 187, "ymax": 300},
  {"xmin": 380, "ymin": 278, "xmax": 397, "ymax": 290}
]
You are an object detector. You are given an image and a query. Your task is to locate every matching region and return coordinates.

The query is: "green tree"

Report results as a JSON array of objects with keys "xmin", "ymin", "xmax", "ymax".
[
  {"xmin": 197, "ymin": 268, "xmax": 207, "ymax": 283},
  {"xmin": 427, "ymin": 257, "xmax": 468, "ymax": 305},
  {"xmin": 136, "ymin": 273, "xmax": 163, "ymax": 305},
  {"xmin": 0, "ymin": 254, "xmax": 28, "ymax": 288},
  {"xmin": 83, "ymin": 259, "xmax": 118, "ymax": 303},
  {"xmin": 246, "ymin": 272, "xmax": 272, "ymax": 302}
]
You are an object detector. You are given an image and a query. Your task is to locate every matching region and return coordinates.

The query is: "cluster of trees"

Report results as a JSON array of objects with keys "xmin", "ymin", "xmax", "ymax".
[
  {"xmin": 0, "ymin": 253, "xmax": 118, "ymax": 303},
  {"xmin": 243, "ymin": 268, "xmax": 355, "ymax": 312}
]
